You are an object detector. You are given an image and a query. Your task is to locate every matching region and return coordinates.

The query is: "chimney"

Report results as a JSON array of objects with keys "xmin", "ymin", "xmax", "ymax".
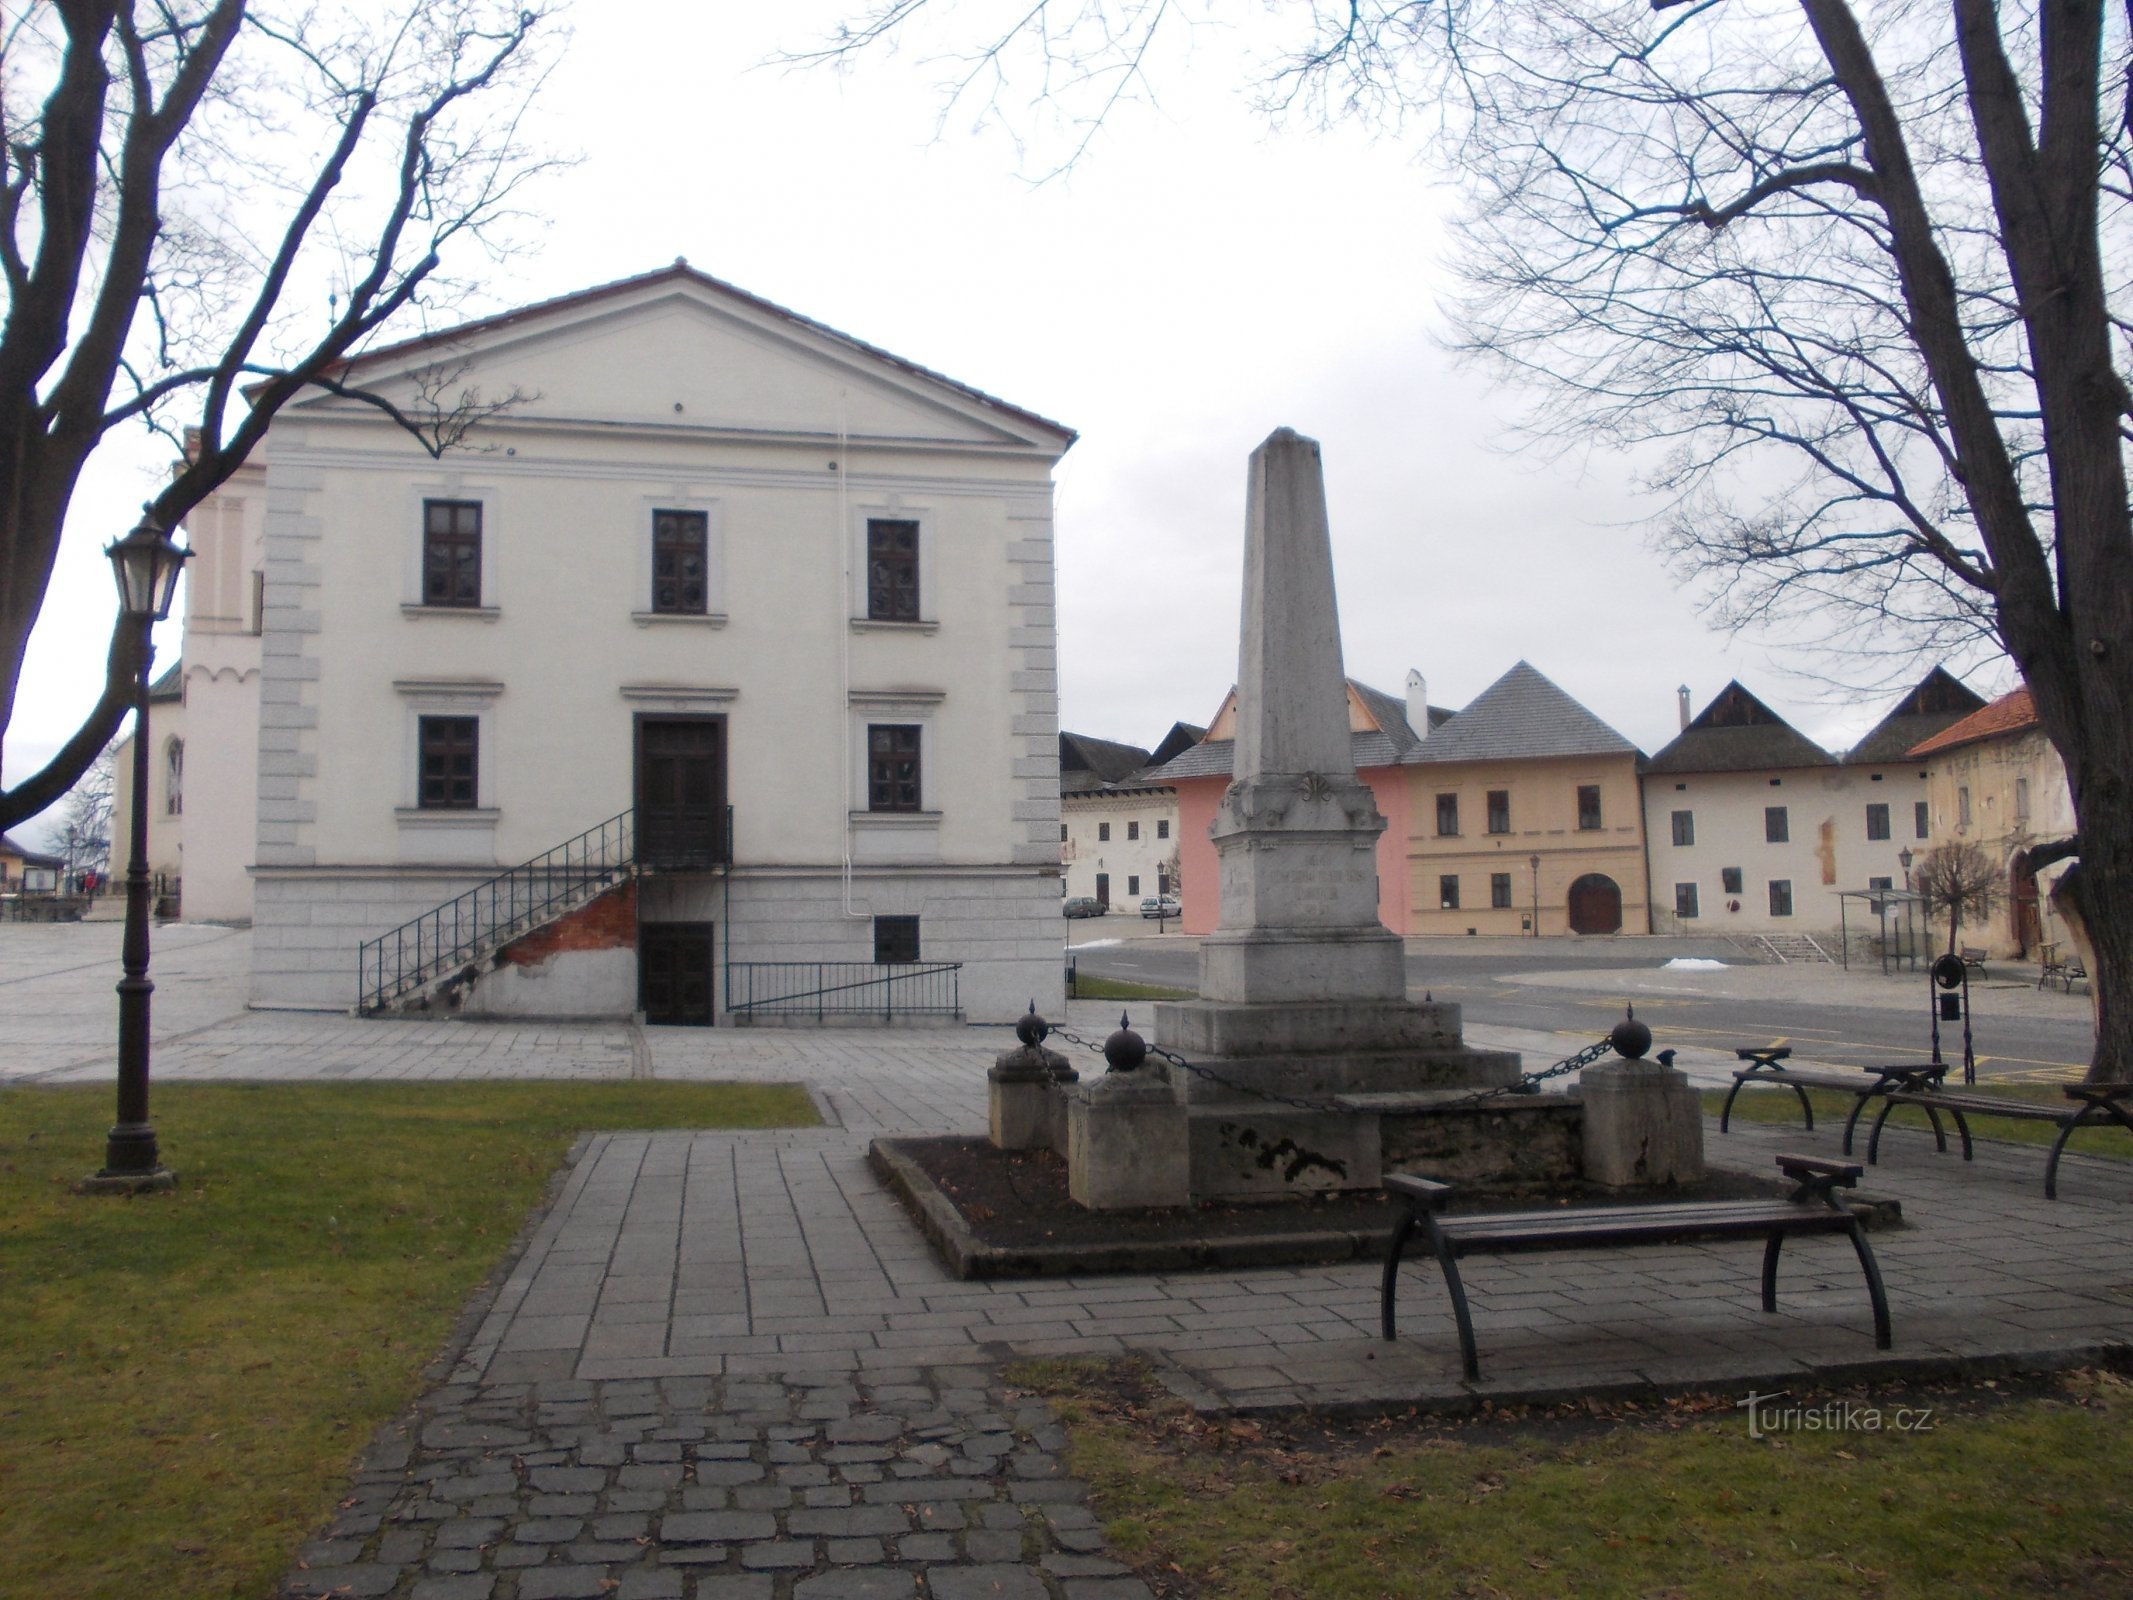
[
  {"xmin": 1677, "ymin": 684, "xmax": 1692, "ymax": 731},
  {"xmin": 1406, "ymin": 669, "xmax": 1429, "ymax": 742}
]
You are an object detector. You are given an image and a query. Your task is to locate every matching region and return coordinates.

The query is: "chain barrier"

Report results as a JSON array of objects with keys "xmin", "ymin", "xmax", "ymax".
[{"xmin": 1044, "ymin": 1022, "xmax": 1620, "ymax": 1115}]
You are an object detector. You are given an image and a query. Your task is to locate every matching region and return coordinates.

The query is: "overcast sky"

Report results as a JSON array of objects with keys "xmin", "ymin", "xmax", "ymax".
[{"xmin": 6, "ymin": 2, "xmax": 2014, "ymax": 841}]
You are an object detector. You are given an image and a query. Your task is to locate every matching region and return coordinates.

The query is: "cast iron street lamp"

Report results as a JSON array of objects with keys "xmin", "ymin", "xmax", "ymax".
[
  {"xmin": 82, "ymin": 514, "xmax": 190, "ymax": 1195},
  {"xmin": 1529, "ymin": 853, "xmax": 1541, "ymax": 938}
]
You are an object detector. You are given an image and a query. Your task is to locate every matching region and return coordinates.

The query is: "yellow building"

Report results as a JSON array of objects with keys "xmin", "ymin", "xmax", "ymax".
[{"xmin": 1405, "ymin": 662, "xmax": 1649, "ymax": 936}]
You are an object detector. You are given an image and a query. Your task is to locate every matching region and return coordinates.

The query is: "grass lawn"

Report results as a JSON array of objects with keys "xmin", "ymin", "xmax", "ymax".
[
  {"xmin": 1703, "ymin": 1080, "xmax": 2133, "ymax": 1161},
  {"xmin": 1012, "ymin": 1358, "xmax": 2133, "ymax": 1599},
  {"xmin": 0, "ymin": 1080, "xmax": 815, "ymax": 1600},
  {"xmin": 1070, "ymin": 975, "xmax": 1196, "ymax": 1002}
]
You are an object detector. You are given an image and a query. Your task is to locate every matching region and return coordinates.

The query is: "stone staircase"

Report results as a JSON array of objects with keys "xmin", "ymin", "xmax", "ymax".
[{"xmin": 1729, "ymin": 932, "xmax": 1837, "ymax": 965}]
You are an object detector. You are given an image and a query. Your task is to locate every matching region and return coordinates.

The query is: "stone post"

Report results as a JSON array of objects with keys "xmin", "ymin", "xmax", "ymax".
[
  {"xmin": 1066, "ymin": 1072, "xmax": 1190, "ymax": 1209},
  {"xmin": 1580, "ymin": 1014, "xmax": 1705, "ymax": 1187},
  {"xmin": 988, "ymin": 1009, "xmax": 1076, "ymax": 1151}
]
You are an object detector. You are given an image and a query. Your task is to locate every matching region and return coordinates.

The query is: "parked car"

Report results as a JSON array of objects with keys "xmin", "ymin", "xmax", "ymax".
[
  {"xmin": 1062, "ymin": 896, "xmax": 1108, "ymax": 918},
  {"xmin": 1140, "ymin": 896, "xmax": 1182, "ymax": 919}
]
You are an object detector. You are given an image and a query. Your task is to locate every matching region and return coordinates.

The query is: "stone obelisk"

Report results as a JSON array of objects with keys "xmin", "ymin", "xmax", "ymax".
[{"xmin": 1199, "ymin": 427, "xmax": 1406, "ymax": 1003}]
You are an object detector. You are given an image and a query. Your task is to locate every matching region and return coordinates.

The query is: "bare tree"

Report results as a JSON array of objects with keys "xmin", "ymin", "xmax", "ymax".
[
  {"xmin": 0, "ymin": 0, "xmax": 559, "ymax": 831},
  {"xmin": 1913, "ymin": 841, "xmax": 2004, "ymax": 957},
  {"xmin": 54, "ymin": 745, "xmax": 114, "ymax": 884},
  {"xmin": 802, "ymin": 1, "xmax": 2133, "ymax": 1083}
]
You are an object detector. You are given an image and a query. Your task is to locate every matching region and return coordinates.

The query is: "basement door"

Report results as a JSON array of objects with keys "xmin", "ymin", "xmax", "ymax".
[{"xmin": 640, "ymin": 923, "xmax": 715, "ymax": 1026}]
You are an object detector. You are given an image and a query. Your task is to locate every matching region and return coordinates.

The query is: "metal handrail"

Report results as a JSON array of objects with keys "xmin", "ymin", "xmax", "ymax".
[
  {"xmin": 357, "ymin": 809, "xmax": 636, "ymax": 1012},
  {"xmin": 726, "ymin": 960, "xmax": 961, "ymax": 1022}
]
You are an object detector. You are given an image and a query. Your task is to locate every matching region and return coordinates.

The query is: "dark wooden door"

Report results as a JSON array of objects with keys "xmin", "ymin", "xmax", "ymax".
[
  {"xmin": 641, "ymin": 923, "xmax": 715, "ymax": 1026},
  {"xmin": 636, "ymin": 717, "xmax": 727, "ymax": 868},
  {"xmin": 1567, "ymin": 874, "xmax": 1623, "ymax": 935},
  {"xmin": 2012, "ymin": 859, "xmax": 2041, "ymax": 955}
]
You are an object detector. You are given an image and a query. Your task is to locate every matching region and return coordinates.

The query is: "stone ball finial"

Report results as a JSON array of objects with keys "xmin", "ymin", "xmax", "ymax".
[
  {"xmin": 1610, "ymin": 1004, "xmax": 1652, "ymax": 1061},
  {"xmin": 1103, "ymin": 1012, "xmax": 1147, "ymax": 1074},
  {"xmin": 1016, "ymin": 1002, "xmax": 1050, "ymax": 1047}
]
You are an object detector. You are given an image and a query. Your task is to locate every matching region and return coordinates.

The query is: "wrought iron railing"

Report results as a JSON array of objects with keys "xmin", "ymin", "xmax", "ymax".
[
  {"xmin": 357, "ymin": 809, "xmax": 636, "ymax": 1013},
  {"xmin": 726, "ymin": 960, "xmax": 962, "ymax": 1022}
]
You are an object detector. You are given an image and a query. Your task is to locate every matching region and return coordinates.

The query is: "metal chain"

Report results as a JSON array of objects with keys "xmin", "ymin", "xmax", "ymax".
[{"xmin": 1045, "ymin": 1025, "xmax": 1619, "ymax": 1114}]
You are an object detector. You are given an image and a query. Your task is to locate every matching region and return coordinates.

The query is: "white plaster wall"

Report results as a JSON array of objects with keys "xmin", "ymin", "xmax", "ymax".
[
  {"xmin": 107, "ymin": 696, "xmax": 186, "ymax": 887},
  {"xmin": 248, "ymin": 274, "xmax": 1066, "ymax": 1014},
  {"xmin": 459, "ymin": 947, "xmax": 637, "ymax": 1019},
  {"xmin": 178, "ymin": 464, "xmax": 267, "ymax": 921},
  {"xmin": 1061, "ymin": 789, "xmax": 1179, "ymax": 906},
  {"xmin": 1644, "ymin": 764, "xmax": 1934, "ymax": 935}
]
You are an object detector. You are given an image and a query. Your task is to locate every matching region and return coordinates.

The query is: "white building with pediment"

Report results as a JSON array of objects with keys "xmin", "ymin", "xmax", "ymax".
[{"xmin": 183, "ymin": 263, "xmax": 1073, "ymax": 1023}]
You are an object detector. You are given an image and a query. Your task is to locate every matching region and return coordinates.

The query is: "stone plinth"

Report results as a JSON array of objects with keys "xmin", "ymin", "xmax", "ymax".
[
  {"xmin": 1066, "ymin": 1071, "xmax": 1190, "ymax": 1210},
  {"xmin": 1579, "ymin": 1057, "xmax": 1705, "ymax": 1187},
  {"xmin": 988, "ymin": 1041, "xmax": 1075, "ymax": 1152}
]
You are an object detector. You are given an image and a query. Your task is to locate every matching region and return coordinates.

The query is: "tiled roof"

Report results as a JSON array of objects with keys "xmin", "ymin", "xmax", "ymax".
[
  {"xmin": 1645, "ymin": 681, "xmax": 1833, "ymax": 774},
  {"xmin": 0, "ymin": 832, "xmax": 63, "ymax": 868},
  {"xmin": 1147, "ymin": 722, "xmax": 1207, "ymax": 768},
  {"xmin": 148, "ymin": 662, "xmax": 181, "ymax": 701},
  {"xmin": 1409, "ymin": 661, "xmax": 1640, "ymax": 765},
  {"xmin": 1059, "ymin": 732, "xmax": 1153, "ymax": 792},
  {"xmin": 1844, "ymin": 666, "xmax": 1986, "ymax": 764},
  {"xmin": 1908, "ymin": 687, "xmax": 2038, "ymax": 757},
  {"xmin": 1144, "ymin": 679, "xmax": 1450, "ymax": 783}
]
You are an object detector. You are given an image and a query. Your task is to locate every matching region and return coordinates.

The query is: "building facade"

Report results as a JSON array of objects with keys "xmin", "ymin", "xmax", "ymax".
[
  {"xmin": 1057, "ymin": 727, "xmax": 1195, "ymax": 910},
  {"xmin": 229, "ymin": 264, "xmax": 1072, "ymax": 1022},
  {"xmin": 105, "ymin": 663, "xmax": 186, "ymax": 901}
]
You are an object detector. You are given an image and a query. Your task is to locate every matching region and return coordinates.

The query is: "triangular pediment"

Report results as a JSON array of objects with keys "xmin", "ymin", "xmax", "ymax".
[{"xmin": 288, "ymin": 265, "xmax": 1074, "ymax": 453}]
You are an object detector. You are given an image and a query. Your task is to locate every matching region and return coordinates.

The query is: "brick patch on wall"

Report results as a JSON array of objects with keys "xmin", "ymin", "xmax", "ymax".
[{"xmin": 500, "ymin": 880, "xmax": 637, "ymax": 965}]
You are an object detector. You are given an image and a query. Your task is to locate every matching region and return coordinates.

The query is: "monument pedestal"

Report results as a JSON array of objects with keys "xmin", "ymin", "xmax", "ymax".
[{"xmin": 1067, "ymin": 1071, "xmax": 1190, "ymax": 1210}]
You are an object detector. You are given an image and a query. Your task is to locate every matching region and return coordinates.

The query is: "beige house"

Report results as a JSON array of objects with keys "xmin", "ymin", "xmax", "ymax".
[
  {"xmin": 200, "ymin": 262, "xmax": 1073, "ymax": 1022},
  {"xmin": 1057, "ymin": 726, "xmax": 1196, "ymax": 911},
  {"xmin": 1405, "ymin": 662, "xmax": 1649, "ymax": 937},
  {"xmin": 1910, "ymin": 687, "xmax": 2076, "ymax": 957}
]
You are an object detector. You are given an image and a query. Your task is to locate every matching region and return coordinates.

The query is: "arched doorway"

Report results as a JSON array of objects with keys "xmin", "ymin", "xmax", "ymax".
[{"xmin": 1567, "ymin": 873, "xmax": 1623, "ymax": 935}]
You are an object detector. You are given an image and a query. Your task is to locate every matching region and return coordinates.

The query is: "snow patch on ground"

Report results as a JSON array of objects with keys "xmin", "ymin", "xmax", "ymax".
[
  {"xmin": 1662, "ymin": 957, "xmax": 1732, "ymax": 971},
  {"xmin": 1071, "ymin": 938, "xmax": 1124, "ymax": 950}
]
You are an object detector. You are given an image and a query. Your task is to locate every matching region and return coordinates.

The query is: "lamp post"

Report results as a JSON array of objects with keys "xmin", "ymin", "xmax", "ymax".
[
  {"xmin": 83, "ymin": 514, "xmax": 190, "ymax": 1195},
  {"xmin": 1897, "ymin": 846, "xmax": 1914, "ymax": 889},
  {"xmin": 1529, "ymin": 853, "xmax": 1541, "ymax": 938}
]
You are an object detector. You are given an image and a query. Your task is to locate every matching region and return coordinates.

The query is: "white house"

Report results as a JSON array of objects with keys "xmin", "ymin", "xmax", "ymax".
[
  {"xmin": 222, "ymin": 263, "xmax": 1073, "ymax": 1023},
  {"xmin": 1643, "ymin": 671, "xmax": 1985, "ymax": 944},
  {"xmin": 1057, "ymin": 725, "xmax": 1198, "ymax": 911}
]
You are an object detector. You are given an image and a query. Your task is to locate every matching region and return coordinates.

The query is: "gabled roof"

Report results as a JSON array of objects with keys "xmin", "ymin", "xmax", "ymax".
[
  {"xmin": 148, "ymin": 662, "xmax": 181, "ymax": 702},
  {"xmin": 1645, "ymin": 681, "xmax": 1834, "ymax": 775},
  {"xmin": 1147, "ymin": 722, "xmax": 1207, "ymax": 768},
  {"xmin": 0, "ymin": 832, "xmax": 63, "ymax": 868},
  {"xmin": 1908, "ymin": 687, "xmax": 2039, "ymax": 758},
  {"xmin": 1149, "ymin": 679, "xmax": 1453, "ymax": 782},
  {"xmin": 322, "ymin": 261, "xmax": 1077, "ymax": 448},
  {"xmin": 1410, "ymin": 661, "xmax": 1641, "ymax": 765},
  {"xmin": 1060, "ymin": 732, "xmax": 1153, "ymax": 793},
  {"xmin": 1844, "ymin": 667, "xmax": 1986, "ymax": 765}
]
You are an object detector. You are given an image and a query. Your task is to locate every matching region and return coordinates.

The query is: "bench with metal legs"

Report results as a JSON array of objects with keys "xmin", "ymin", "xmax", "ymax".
[
  {"xmin": 1381, "ymin": 1154, "xmax": 1893, "ymax": 1380},
  {"xmin": 1867, "ymin": 1082, "xmax": 2133, "ymax": 1199}
]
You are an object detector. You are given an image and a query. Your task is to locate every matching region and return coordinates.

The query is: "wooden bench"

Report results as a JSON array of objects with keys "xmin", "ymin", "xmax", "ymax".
[
  {"xmin": 1718, "ymin": 1048, "xmax": 1954, "ymax": 1153},
  {"xmin": 1868, "ymin": 1082, "xmax": 2133, "ymax": 1199},
  {"xmin": 2038, "ymin": 945, "xmax": 2089, "ymax": 994},
  {"xmin": 1960, "ymin": 946, "xmax": 1989, "ymax": 974},
  {"xmin": 1380, "ymin": 1154, "xmax": 1892, "ymax": 1380}
]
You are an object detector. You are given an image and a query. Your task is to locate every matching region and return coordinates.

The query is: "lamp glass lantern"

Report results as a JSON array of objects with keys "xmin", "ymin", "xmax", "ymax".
[{"xmin": 106, "ymin": 516, "xmax": 190, "ymax": 621}]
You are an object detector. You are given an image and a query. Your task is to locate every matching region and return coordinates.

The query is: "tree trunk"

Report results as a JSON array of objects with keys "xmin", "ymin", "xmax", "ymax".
[{"xmin": 2066, "ymin": 757, "xmax": 2133, "ymax": 1084}]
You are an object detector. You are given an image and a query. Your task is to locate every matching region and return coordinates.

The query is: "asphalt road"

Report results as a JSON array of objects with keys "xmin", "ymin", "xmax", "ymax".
[{"xmin": 1069, "ymin": 926, "xmax": 2099, "ymax": 1080}]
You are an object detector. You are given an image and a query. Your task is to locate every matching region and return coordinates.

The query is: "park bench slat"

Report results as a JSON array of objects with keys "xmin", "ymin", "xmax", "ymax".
[
  {"xmin": 1719, "ymin": 1056, "xmax": 1953, "ymax": 1153},
  {"xmin": 1867, "ymin": 1083, "xmax": 2133, "ymax": 1199},
  {"xmin": 1381, "ymin": 1155, "xmax": 1892, "ymax": 1379}
]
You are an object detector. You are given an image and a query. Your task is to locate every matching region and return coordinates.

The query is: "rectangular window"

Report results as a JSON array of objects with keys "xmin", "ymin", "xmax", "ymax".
[
  {"xmin": 1765, "ymin": 806, "xmax": 1789, "ymax": 843},
  {"xmin": 249, "ymin": 569, "xmax": 265, "ymax": 635},
  {"xmin": 1675, "ymin": 882, "xmax": 1700, "ymax": 919},
  {"xmin": 1127, "ymin": 820, "xmax": 1140, "ymax": 841},
  {"xmin": 865, "ymin": 517, "xmax": 920, "ymax": 620},
  {"xmin": 866, "ymin": 724, "xmax": 921, "ymax": 812},
  {"xmin": 651, "ymin": 508, "xmax": 709, "ymax": 614},
  {"xmin": 1915, "ymin": 800, "xmax": 1930, "ymax": 839},
  {"xmin": 1490, "ymin": 872, "xmax": 1512, "ymax": 909},
  {"xmin": 421, "ymin": 499, "xmax": 482, "ymax": 608},
  {"xmin": 1157, "ymin": 819, "xmax": 1170, "ymax": 840},
  {"xmin": 1439, "ymin": 874, "xmax": 1460, "ymax": 911},
  {"xmin": 1486, "ymin": 790, "xmax": 1511, "ymax": 834},
  {"xmin": 1769, "ymin": 879, "xmax": 1794, "ymax": 917},
  {"xmin": 1060, "ymin": 823, "xmax": 1068, "ymax": 842},
  {"xmin": 417, "ymin": 716, "xmax": 478, "ymax": 809},
  {"xmin": 1577, "ymin": 785, "xmax": 1603, "ymax": 830},
  {"xmin": 1098, "ymin": 822, "xmax": 1110, "ymax": 842},
  {"xmin": 1721, "ymin": 866, "xmax": 1744, "ymax": 895},
  {"xmin": 1868, "ymin": 876, "xmax": 1893, "ymax": 893},
  {"xmin": 1866, "ymin": 803, "xmax": 1890, "ymax": 841},
  {"xmin": 1671, "ymin": 809, "xmax": 1695, "ymax": 847},
  {"xmin": 1127, "ymin": 875, "xmax": 1140, "ymax": 896},
  {"xmin": 1958, "ymin": 786, "xmax": 1972, "ymax": 826},
  {"xmin": 1435, "ymin": 793, "xmax": 1459, "ymax": 836},
  {"xmin": 872, "ymin": 915, "xmax": 920, "ymax": 964},
  {"xmin": 2015, "ymin": 777, "xmax": 2031, "ymax": 822}
]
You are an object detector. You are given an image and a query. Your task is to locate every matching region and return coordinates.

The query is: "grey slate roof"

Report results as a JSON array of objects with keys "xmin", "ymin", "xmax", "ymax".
[
  {"xmin": 1843, "ymin": 667, "xmax": 1986, "ymax": 765},
  {"xmin": 1408, "ymin": 661, "xmax": 1640, "ymax": 765},
  {"xmin": 1059, "ymin": 731, "xmax": 1152, "ymax": 793},
  {"xmin": 1148, "ymin": 680, "xmax": 1453, "ymax": 782},
  {"xmin": 1645, "ymin": 681, "xmax": 1834, "ymax": 775}
]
